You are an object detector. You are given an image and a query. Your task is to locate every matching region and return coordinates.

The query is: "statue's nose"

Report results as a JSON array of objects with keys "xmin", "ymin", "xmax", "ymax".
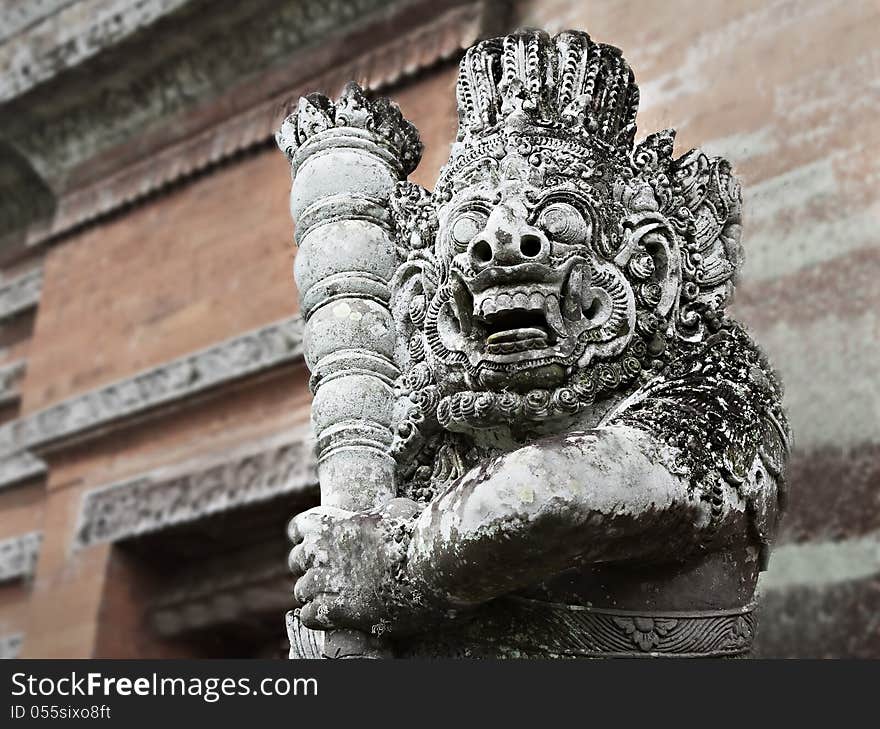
[{"xmin": 468, "ymin": 224, "xmax": 549, "ymax": 270}]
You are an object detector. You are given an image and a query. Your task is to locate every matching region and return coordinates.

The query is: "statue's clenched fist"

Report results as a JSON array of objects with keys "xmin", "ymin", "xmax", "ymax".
[{"xmin": 288, "ymin": 498, "xmax": 431, "ymax": 636}]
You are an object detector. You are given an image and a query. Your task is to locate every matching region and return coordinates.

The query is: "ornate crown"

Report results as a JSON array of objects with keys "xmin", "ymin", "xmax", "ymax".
[{"xmin": 437, "ymin": 29, "xmax": 639, "ymax": 193}]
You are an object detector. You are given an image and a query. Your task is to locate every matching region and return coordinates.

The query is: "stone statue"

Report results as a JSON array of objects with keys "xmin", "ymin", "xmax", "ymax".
[{"xmin": 277, "ymin": 29, "xmax": 790, "ymax": 658}]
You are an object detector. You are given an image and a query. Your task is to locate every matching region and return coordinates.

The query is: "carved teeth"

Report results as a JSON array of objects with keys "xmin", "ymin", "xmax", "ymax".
[
  {"xmin": 473, "ymin": 287, "xmax": 553, "ymax": 319},
  {"xmin": 512, "ymin": 292, "xmax": 530, "ymax": 310},
  {"xmin": 451, "ymin": 277, "xmax": 473, "ymax": 335},
  {"xmin": 486, "ymin": 333, "xmax": 549, "ymax": 354},
  {"xmin": 487, "ymin": 327, "xmax": 547, "ymax": 345},
  {"xmin": 543, "ymin": 295, "xmax": 568, "ymax": 338}
]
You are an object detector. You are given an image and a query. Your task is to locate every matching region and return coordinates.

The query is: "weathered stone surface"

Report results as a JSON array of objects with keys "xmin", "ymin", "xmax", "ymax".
[
  {"xmin": 0, "ymin": 531, "xmax": 42, "ymax": 583},
  {"xmin": 0, "ymin": 452, "xmax": 47, "ymax": 493},
  {"xmin": 755, "ymin": 535, "xmax": 880, "ymax": 658},
  {"xmin": 0, "ymin": 359, "xmax": 26, "ymax": 407},
  {"xmin": 0, "ymin": 0, "xmax": 196, "ymax": 102},
  {"xmin": 279, "ymin": 29, "xmax": 790, "ymax": 658}
]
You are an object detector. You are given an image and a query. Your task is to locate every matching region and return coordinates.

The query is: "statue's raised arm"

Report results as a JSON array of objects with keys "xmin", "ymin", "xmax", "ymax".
[{"xmin": 281, "ymin": 29, "xmax": 790, "ymax": 659}]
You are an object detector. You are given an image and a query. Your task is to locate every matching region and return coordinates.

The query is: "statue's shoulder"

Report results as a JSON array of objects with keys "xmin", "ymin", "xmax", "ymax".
[
  {"xmin": 609, "ymin": 321, "xmax": 790, "ymax": 481},
  {"xmin": 606, "ymin": 321, "xmax": 791, "ymax": 559}
]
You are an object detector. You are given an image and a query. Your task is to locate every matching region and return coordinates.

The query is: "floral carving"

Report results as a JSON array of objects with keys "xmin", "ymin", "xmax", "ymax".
[{"xmin": 612, "ymin": 616, "xmax": 679, "ymax": 652}]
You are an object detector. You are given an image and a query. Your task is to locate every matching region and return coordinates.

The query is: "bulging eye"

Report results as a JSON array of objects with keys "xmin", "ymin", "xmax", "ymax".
[
  {"xmin": 449, "ymin": 211, "xmax": 486, "ymax": 249},
  {"xmin": 538, "ymin": 202, "xmax": 590, "ymax": 245}
]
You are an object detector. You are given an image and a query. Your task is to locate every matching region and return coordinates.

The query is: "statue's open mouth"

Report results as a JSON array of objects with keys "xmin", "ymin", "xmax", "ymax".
[
  {"xmin": 436, "ymin": 255, "xmax": 627, "ymax": 383},
  {"xmin": 476, "ymin": 286, "xmax": 567, "ymax": 355},
  {"xmin": 446, "ymin": 261, "xmax": 580, "ymax": 369}
]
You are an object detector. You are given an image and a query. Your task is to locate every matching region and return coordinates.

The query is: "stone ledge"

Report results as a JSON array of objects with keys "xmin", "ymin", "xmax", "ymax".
[
  {"xmin": 0, "ymin": 531, "xmax": 42, "ymax": 583},
  {"xmin": 0, "ymin": 0, "xmax": 197, "ymax": 103},
  {"xmin": 1, "ymin": 1, "xmax": 505, "ymax": 250},
  {"xmin": 74, "ymin": 430, "xmax": 317, "ymax": 548},
  {"xmin": 0, "ymin": 315, "xmax": 304, "ymax": 492},
  {"xmin": 0, "ymin": 269, "xmax": 42, "ymax": 323},
  {"xmin": 0, "ymin": 315, "xmax": 303, "ymax": 457},
  {"xmin": 0, "ymin": 452, "xmax": 47, "ymax": 492}
]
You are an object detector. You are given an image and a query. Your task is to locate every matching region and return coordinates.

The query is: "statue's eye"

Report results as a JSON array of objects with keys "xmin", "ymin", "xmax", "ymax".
[
  {"xmin": 449, "ymin": 211, "xmax": 486, "ymax": 249},
  {"xmin": 538, "ymin": 202, "xmax": 590, "ymax": 245}
]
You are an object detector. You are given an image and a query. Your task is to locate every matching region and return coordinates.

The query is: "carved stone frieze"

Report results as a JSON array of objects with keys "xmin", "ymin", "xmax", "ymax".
[
  {"xmin": 0, "ymin": 269, "xmax": 42, "ymax": 324},
  {"xmin": 400, "ymin": 597, "xmax": 757, "ymax": 658},
  {"xmin": 0, "ymin": 632, "xmax": 23, "ymax": 659},
  {"xmin": 0, "ymin": 316, "xmax": 303, "ymax": 462},
  {"xmin": 74, "ymin": 432, "xmax": 317, "ymax": 548},
  {"xmin": 0, "ymin": 531, "xmax": 42, "ymax": 583}
]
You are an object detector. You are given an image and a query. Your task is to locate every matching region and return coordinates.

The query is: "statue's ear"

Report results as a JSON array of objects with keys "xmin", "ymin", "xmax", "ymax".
[
  {"xmin": 391, "ymin": 259, "xmax": 437, "ymax": 373},
  {"xmin": 620, "ymin": 138, "xmax": 744, "ymax": 341},
  {"xmin": 670, "ymin": 149, "xmax": 743, "ymax": 338}
]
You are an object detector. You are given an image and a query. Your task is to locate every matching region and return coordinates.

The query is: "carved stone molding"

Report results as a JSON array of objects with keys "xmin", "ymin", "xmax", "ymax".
[
  {"xmin": 0, "ymin": 315, "xmax": 303, "ymax": 461},
  {"xmin": 0, "ymin": 633, "xmax": 23, "ymax": 659},
  {"xmin": 0, "ymin": 269, "xmax": 42, "ymax": 323},
  {"xmin": 74, "ymin": 431, "xmax": 317, "ymax": 548},
  {"xmin": 499, "ymin": 598, "xmax": 757, "ymax": 658},
  {"xmin": 0, "ymin": 359, "xmax": 26, "ymax": 407},
  {"xmin": 5, "ymin": 0, "xmax": 393, "ymax": 180},
  {"xmin": 1, "ymin": 1, "xmax": 506, "ymax": 249},
  {"xmin": 0, "ymin": 0, "xmax": 196, "ymax": 103},
  {"xmin": 0, "ymin": 452, "xmax": 47, "ymax": 492},
  {"xmin": 0, "ymin": 531, "xmax": 42, "ymax": 583}
]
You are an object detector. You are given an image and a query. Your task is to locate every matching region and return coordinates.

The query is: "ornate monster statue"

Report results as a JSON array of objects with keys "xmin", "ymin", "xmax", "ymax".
[{"xmin": 277, "ymin": 29, "xmax": 790, "ymax": 658}]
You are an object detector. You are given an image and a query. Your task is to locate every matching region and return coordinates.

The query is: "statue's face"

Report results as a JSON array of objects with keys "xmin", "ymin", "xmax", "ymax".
[{"xmin": 429, "ymin": 170, "xmax": 636, "ymax": 393}]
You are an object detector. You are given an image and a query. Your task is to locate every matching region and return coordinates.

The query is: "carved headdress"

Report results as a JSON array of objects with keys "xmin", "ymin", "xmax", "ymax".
[{"xmin": 436, "ymin": 30, "xmax": 638, "ymax": 197}]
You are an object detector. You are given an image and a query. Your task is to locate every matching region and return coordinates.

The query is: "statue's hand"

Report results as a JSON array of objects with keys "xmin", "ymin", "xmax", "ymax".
[{"xmin": 288, "ymin": 498, "xmax": 433, "ymax": 636}]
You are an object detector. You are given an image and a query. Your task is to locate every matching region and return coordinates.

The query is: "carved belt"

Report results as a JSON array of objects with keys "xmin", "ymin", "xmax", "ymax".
[
  {"xmin": 467, "ymin": 596, "xmax": 757, "ymax": 658},
  {"xmin": 292, "ymin": 599, "xmax": 758, "ymax": 659}
]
